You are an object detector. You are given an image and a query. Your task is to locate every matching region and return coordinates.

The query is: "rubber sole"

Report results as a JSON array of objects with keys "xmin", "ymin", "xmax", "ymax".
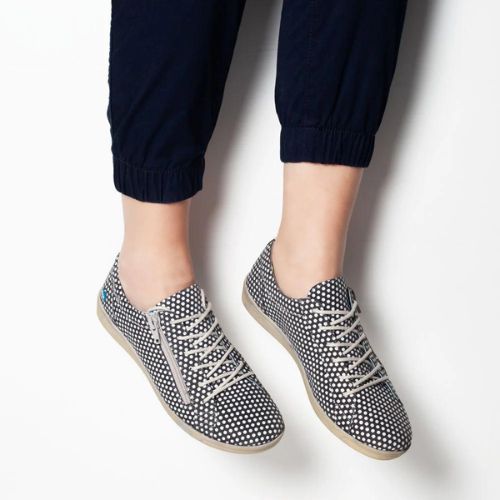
[
  {"xmin": 96, "ymin": 295, "xmax": 283, "ymax": 454},
  {"xmin": 242, "ymin": 282, "xmax": 405, "ymax": 460}
]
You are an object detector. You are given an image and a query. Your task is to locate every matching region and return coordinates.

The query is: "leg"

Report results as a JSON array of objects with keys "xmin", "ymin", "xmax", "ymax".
[
  {"xmin": 109, "ymin": 0, "xmax": 246, "ymax": 203},
  {"xmin": 100, "ymin": 2, "xmax": 285, "ymax": 452},
  {"xmin": 108, "ymin": 0, "xmax": 245, "ymax": 309},
  {"xmin": 243, "ymin": 0, "xmax": 411, "ymax": 459},
  {"xmin": 118, "ymin": 196, "xmax": 194, "ymax": 311},
  {"xmin": 273, "ymin": 163, "xmax": 362, "ymax": 298},
  {"xmin": 273, "ymin": 0, "xmax": 407, "ymax": 297}
]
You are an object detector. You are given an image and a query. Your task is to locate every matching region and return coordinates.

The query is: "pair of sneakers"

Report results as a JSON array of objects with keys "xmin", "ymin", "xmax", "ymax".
[{"xmin": 97, "ymin": 240, "xmax": 411, "ymax": 459}]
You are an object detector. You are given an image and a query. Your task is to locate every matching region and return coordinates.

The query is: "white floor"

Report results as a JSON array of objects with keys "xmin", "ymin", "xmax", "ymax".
[{"xmin": 1, "ymin": 1, "xmax": 499, "ymax": 499}]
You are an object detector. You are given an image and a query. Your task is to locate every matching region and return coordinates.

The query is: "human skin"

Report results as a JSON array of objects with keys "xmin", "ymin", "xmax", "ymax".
[
  {"xmin": 118, "ymin": 196, "xmax": 195, "ymax": 311},
  {"xmin": 272, "ymin": 162, "xmax": 363, "ymax": 298},
  {"xmin": 118, "ymin": 162, "xmax": 362, "ymax": 309}
]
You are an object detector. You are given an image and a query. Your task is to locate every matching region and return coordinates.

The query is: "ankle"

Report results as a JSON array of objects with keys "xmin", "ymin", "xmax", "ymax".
[
  {"xmin": 272, "ymin": 236, "xmax": 343, "ymax": 299},
  {"xmin": 118, "ymin": 248, "xmax": 195, "ymax": 311}
]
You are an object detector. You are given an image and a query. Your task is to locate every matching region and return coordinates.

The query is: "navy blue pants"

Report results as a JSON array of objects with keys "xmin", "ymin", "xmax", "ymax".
[{"xmin": 108, "ymin": 1, "xmax": 407, "ymax": 203}]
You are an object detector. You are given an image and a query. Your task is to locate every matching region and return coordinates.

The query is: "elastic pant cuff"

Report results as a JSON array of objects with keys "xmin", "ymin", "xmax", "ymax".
[
  {"xmin": 113, "ymin": 157, "xmax": 205, "ymax": 203},
  {"xmin": 280, "ymin": 127, "xmax": 375, "ymax": 167}
]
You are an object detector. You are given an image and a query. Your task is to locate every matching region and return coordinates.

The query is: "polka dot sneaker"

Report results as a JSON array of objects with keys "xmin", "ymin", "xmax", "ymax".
[
  {"xmin": 243, "ymin": 241, "xmax": 411, "ymax": 460},
  {"xmin": 97, "ymin": 255, "xmax": 284, "ymax": 453}
]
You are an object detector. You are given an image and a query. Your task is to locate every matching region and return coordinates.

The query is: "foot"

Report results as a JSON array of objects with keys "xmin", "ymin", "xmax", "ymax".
[
  {"xmin": 97, "ymin": 254, "xmax": 284, "ymax": 452},
  {"xmin": 243, "ymin": 240, "xmax": 411, "ymax": 459}
]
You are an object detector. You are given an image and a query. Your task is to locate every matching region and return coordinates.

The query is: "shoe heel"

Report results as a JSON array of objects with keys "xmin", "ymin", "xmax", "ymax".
[{"xmin": 96, "ymin": 294, "xmax": 139, "ymax": 359}]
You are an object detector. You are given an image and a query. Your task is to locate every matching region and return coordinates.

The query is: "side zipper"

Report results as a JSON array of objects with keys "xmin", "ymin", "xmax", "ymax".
[{"xmin": 148, "ymin": 312, "xmax": 191, "ymax": 405}]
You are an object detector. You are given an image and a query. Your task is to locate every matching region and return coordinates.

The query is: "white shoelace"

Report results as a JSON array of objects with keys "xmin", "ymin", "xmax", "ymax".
[
  {"xmin": 150, "ymin": 290, "xmax": 253, "ymax": 403},
  {"xmin": 312, "ymin": 298, "xmax": 388, "ymax": 396}
]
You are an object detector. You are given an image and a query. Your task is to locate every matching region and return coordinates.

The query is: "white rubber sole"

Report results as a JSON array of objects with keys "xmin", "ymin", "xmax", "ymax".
[
  {"xmin": 242, "ymin": 282, "xmax": 405, "ymax": 460},
  {"xmin": 97, "ymin": 295, "xmax": 283, "ymax": 454}
]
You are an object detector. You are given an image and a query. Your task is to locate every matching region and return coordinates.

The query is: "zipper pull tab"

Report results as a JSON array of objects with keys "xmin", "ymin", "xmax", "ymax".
[{"xmin": 147, "ymin": 312, "xmax": 161, "ymax": 343}]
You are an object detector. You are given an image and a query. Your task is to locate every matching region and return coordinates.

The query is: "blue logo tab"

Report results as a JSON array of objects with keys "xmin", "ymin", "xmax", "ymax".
[{"xmin": 101, "ymin": 288, "xmax": 107, "ymax": 302}]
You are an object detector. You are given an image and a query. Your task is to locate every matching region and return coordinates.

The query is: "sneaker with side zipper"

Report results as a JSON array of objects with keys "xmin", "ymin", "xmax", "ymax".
[
  {"xmin": 97, "ymin": 255, "xmax": 284, "ymax": 453},
  {"xmin": 243, "ymin": 240, "xmax": 411, "ymax": 459}
]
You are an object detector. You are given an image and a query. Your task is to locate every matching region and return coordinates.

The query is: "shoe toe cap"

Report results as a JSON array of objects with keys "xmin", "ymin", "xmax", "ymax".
[
  {"xmin": 349, "ymin": 384, "xmax": 412, "ymax": 453},
  {"xmin": 212, "ymin": 377, "xmax": 284, "ymax": 448}
]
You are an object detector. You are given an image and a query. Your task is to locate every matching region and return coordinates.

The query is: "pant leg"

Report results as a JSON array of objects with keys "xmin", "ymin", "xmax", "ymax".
[
  {"xmin": 108, "ymin": 0, "xmax": 246, "ymax": 203},
  {"xmin": 276, "ymin": 0, "xmax": 407, "ymax": 167}
]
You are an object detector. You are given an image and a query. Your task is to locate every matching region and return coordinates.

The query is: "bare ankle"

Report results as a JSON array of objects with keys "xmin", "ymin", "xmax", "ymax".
[
  {"xmin": 118, "ymin": 249, "xmax": 195, "ymax": 311},
  {"xmin": 272, "ymin": 237, "xmax": 343, "ymax": 299}
]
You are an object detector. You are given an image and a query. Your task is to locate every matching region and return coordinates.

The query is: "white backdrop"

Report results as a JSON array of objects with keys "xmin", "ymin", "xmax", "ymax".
[{"xmin": 1, "ymin": 1, "xmax": 499, "ymax": 499}]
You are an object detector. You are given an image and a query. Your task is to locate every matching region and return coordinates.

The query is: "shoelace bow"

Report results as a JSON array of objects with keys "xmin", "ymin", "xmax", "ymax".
[
  {"xmin": 150, "ymin": 290, "xmax": 253, "ymax": 403},
  {"xmin": 312, "ymin": 297, "xmax": 388, "ymax": 396}
]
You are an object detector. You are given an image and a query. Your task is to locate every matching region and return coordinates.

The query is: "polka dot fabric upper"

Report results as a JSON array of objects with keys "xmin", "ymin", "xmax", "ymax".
[
  {"xmin": 245, "ymin": 241, "xmax": 411, "ymax": 453},
  {"xmin": 100, "ymin": 256, "xmax": 284, "ymax": 448}
]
